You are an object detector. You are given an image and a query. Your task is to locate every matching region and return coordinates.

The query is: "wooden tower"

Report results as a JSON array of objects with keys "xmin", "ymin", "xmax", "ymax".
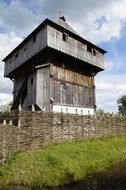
[{"xmin": 3, "ymin": 17, "xmax": 106, "ymax": 114}]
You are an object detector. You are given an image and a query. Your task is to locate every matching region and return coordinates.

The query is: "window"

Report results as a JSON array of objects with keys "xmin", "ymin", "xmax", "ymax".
[
  {"xmin": 62, "ymin": 32, "xmax": 66, "ymax": 41},
  {"xmin": 24, "ymin": 44, "xmax": 27, "ymax": 51},
  {"xmin": 62, "ymin": 63, "xmax": 65, "ymax": 69},
  {"xmin": 62, "ymin": 32, "xmax": 68, "ymax": 41},
  {"xmin": 15, "ymin": 51, "xmax": 18, "ymax": 59},
  {"xmin": 87, "ymin": 45, "xmax": 92, "ymax": 53},
  {"xmin": 60, "ymin": 83, "xmax": 66, "ymax": 90},
  {"xmin": 9, "ymin": 58, "xmax": 12, "ymax": 64},
  {"xmin": 93, "ymin": 49, "xmax": 97, "ymax": 56}
]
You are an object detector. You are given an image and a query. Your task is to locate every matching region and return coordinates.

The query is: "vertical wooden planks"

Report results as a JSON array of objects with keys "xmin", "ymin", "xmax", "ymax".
[
  {"xmin": 47, "ymin": 26, "xmax": 104, "ymax": 70},
  {"xmin": 4, "ymin": 26, "xmax": 47, "ymax": 77},
  {"xmin": 52, "ymin": 64, "xmax": 92, "ymax": 88},
  {"xmin": 36, "ymin": 66, "xmax": 50, "ymax": 111}
]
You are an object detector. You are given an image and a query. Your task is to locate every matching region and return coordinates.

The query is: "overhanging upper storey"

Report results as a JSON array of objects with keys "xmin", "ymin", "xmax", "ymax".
[
  {"xmin": 3, "ymin": 18, "xmax": 106, "ymax": 77},
  {"xmin": 47, "ymin": 20, "xmax": 106, "ymax": 71}
]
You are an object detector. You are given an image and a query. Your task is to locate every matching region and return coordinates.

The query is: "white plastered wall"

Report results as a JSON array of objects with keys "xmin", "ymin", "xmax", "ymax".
[{"xmin": 53, "ymin": 105, "xmax": 94, "ymax": 115}]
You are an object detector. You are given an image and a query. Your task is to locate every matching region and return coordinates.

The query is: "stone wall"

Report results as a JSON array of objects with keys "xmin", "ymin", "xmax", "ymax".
[{"xmin": 0, "ymin": 111, "xmax": 126, "ymax": 164}]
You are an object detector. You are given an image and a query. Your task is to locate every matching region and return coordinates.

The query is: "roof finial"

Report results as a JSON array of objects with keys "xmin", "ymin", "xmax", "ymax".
[{"xmin": 59, "ymin": 11, "xmax": 66, "ymax": 22}]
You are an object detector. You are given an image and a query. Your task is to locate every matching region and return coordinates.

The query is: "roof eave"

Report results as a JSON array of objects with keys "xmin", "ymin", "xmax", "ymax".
[
  {"xmin": 2, "ymin": 18, "xmax": 107, "ymax": 62},
  {"xmin": 2, "ymin": 18, "xmax": 50, "ymax": 62}
]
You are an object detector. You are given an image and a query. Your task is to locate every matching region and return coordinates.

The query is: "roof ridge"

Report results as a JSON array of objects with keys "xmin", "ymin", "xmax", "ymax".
[{"xmin": 56, "ymin": 18, "xmax": 80, "ymax": 36}]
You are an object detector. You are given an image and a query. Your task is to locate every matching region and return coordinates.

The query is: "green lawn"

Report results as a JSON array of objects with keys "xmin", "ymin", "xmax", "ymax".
[{"xmin": 0, "ymin": 136, "xmax": 126, "ymax": 188}]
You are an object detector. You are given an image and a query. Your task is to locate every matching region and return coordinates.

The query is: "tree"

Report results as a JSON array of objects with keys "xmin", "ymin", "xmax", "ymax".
[{"xmin": 117, "ymin": 95, "xmax": 126, "ymax": 115}]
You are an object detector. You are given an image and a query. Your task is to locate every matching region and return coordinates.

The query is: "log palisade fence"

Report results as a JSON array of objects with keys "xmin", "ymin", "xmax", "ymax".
[{"xmin": 0, "ymin": 111, "xmax": 126, "ymax": 164}]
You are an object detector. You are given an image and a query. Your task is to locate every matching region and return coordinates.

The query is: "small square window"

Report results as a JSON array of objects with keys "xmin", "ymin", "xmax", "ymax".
[
  {"xmin": 24, "ymin": 44, "xmax": 27, "ymax": 51},
  {"xmin": 62, "ymin": 63, "xmax": 65, "ymax": 69},
  {"xmin": 15, "ymin": 51, "xmax": 18, "ymax": 59},
  {"xmin": 9, "ymin": 58, "xmax": 12, "ymax": 64},
  {"xmin": 87, "ymin": 45, "xmax": 92, "ymax": 52},
  {"xmin": 93, "ymin": 49, "xmax": 96, "ymax": 56},
  {"xmin": 60, "ymin": 83, "xmax": 66, "ymax": 90},
  {"xmin": 62, "ymin": 33, "xmax": 66, "ymax": 41}
]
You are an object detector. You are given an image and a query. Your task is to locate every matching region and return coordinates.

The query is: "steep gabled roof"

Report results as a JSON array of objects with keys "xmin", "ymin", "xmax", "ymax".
[{"xmin": 56, "ymin": 18, "xmax": 79, "ymax": 36}]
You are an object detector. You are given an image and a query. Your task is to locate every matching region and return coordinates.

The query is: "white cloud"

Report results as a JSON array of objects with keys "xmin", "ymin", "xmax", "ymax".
[
  {"xmin": 0, "ymin": 32, "xmax": 22, "ymax": 60},
  {"xmin": 1, "ymin": 0, "xmax": 126, "ymax": 44},
  {"xmin": 96, "ymin": 82, "xmax": 114, "ymax": 90},
  {"xmin": 71, "ymin": 0, "xmax": 126, "ymax": 44},
  {"xmin": 0, "ymin": 93, "xmax": 12, "ymax": 106},
  {"xmin": 96, "ymin": 73, "xmax": 126, "ymax": 113},
  {"xmin": 0, "ymin": 32, "xmax": 22, "ymax": 105},
  {"xmin": 0, "ymin": 0, "xmax": 126, "ymax": 113},
  {"xmin": 0, "ymin": 0, "xmax": 40, "ymax": 36},
  {"xmin": 34, "ymin": 0, "xmax": 126, "ymax": 44}
]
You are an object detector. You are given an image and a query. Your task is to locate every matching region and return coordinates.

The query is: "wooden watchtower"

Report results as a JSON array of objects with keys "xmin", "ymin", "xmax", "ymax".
[{"xmin": 3, "ymin": 17, "xmax": 106, "ymax": 114}]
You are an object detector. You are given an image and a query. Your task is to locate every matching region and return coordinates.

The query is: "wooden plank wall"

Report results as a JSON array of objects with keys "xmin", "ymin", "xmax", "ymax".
[
  {"xmin": 47, "ymin": 25, "xmax": 104, "ymax": 70},
  {"xmin": 36, "ymin": 66, "xmax": 50, "ymax": 111},
  {"xmin": 52, "ymin": 64, "xmax": 92, "ymax": 87},
  {"xmin": 4, "ymin": 26, "xmax": 47, "ymax": 76},
  {"xmin": 27, "ymin": 72, "xmax": 37, "ymax": 107},
  {"xmin": 53, "ymin": 81, "xmax": 93, "ymax": 107},
  {"xmin": 51, "ymin": 64, "xmax": 94, "ymax": 107},
  {"xmin": 21, "ymin": 71, "xmax": 37, "ymax": 110}
]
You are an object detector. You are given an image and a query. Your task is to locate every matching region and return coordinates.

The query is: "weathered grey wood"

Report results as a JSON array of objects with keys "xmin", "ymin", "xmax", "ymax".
[
  {"xmin": 27, "ymin": 72, "xmax": 37, "ymax": 107},
  {"xmin": 21, "ymin": 71, "xmax": 37, "ymax": 110},
  {"xmin": 47, "ymin": 25, "xmax": 104, "ymax": 70},
  {"xmin": 36, "ymin": 66, "xmax": 50, "ymax": 111},
  {"xmin": 3, "ymin": 18, "xmax": 105, "ymax": 112},
  {"xmin": 53, "ymin": 80, "xmax": 93, "ymax": 107},
  {"xmin": 52, "ymin": 64, "xmax": 92, "ymax": 88},
  {"xmin": 4, "ymin": 20, "xmax": 105, "ymax": 77},
  {"xmin": 4, "ymin": 26, "xmax": 47, "ymax": 76},
  {"xmin": 50, "ymin": 64, "xmax": 54, "ymax": 111}
]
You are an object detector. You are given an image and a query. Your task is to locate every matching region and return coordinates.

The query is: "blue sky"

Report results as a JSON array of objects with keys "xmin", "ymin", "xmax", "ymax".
[
  {"xmin": 0, "ymin": 0, "xmax": 126, "ymax": 112},
  {"xmin": 2, "ymin": 0, "xmax": 11, "ymax": 5}
]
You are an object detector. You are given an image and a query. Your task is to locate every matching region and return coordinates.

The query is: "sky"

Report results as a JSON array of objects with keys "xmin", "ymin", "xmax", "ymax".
[{"xmin": 0, "ymin": 0, "xmax": 126, "ymax": 113}]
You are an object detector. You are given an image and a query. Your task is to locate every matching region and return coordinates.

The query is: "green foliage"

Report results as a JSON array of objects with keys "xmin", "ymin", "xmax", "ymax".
[
  {"xmin": 117, "ymin": 95, "xmax": 126, "ymax": 115},
  {"xmin": 0, "ymin": 136, "xmax": 126, "ymax": 188}
]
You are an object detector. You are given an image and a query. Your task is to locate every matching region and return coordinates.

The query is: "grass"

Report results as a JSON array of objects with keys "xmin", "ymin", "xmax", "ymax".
[{"xmin": 0, "ymin": 136, "xmax": 126, "ymax": 188}]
